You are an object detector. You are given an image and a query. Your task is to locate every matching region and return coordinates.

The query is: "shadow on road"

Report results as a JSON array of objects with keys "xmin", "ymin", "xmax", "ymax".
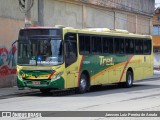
[
  {"xmin": 18, "ymin": 82, "xmax": 160, "ymax": 97},
  {"xmin": 0, "ymin": 81, "xmax": 160, "ymax": 99}
]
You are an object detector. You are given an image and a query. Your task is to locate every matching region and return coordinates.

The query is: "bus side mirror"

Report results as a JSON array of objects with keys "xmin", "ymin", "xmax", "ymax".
[
  {"xmin": 12, "ymin": 40, "xmax": 18, "ymax": 55},
  {"xmin": 11, "ymin": 40, "xmax": 18, "ymax": 67},
  {"xmin": 12, "ymin": 40, "xmax": 18, "ymax": 46}
]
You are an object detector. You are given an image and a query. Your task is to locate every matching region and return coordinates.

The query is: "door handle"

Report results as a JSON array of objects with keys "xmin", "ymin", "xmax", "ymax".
[{"xmin": 67, "ymin": 71, "xmax": 70, "ymax": 74}]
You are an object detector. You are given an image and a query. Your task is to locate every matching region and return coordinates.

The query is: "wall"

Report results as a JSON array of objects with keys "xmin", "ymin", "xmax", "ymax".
[
  {"xmin": 152, "ymin": 9, "xmax": 160, "ymax": 69},
  {"xmin": 79, "ymin": 0, "xmax": 154, "ymax": 16},
  {"xmin": 42, "ymin": 0, "xmax": 152, "ymax": 35},
  {"xmin": 44, "ymin": 0, "xmax": 83, "ymax": 28},
  {"xmin": 153, "ymin": 9, "xmax": 160, "ymax": 25},
  {"xmin": 0, "ymin": 0, "xmax": 24, "ymax": 87}
]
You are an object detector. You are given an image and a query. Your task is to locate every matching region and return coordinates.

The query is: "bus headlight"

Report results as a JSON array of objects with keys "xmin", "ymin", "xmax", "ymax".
[
  {"xmin": 18, "ymin": 74, "xmax": 23, "ymax": 80},
  {"xmin": 51, "ymin": 72, "xmax": 63, "ymax": 80}
]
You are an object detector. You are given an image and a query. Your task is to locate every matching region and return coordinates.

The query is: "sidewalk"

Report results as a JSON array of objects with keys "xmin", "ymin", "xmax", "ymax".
[
  {"xmin": 152, "ymin": 70, "xmax": 160, "ymax": 78},
  {"xmin": 0, "ymin": 86, "xmax": 39, "ymax": 97},
  {"xmin": 0, "ymin": 70, "xmax": 160, "ymax": 97}
]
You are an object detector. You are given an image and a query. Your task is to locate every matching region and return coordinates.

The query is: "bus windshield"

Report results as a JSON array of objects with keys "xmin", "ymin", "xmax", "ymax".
[{"xmin": 18, "ymin": 39, "xmax": 63, "ymax": 66}]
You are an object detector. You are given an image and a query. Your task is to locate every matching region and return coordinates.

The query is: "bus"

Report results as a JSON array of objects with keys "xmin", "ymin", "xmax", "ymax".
[{"xmin": 16, "ymin": 26, "xmax": 153, "ymax": 94}]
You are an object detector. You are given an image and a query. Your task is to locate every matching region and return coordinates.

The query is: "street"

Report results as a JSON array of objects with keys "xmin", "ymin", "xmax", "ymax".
[
  {"xmin": 0, "ymin": 0, "xmax": 159, "ymax": 120},
  {"xmin": 0, "ymin": 75, "xmax": 160, "ymax": 120}
]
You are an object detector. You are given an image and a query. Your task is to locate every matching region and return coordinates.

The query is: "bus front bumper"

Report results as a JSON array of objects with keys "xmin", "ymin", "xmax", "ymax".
[{"xmin": 17, "ymin": 77, "xmax": 64, "ymax": 89}]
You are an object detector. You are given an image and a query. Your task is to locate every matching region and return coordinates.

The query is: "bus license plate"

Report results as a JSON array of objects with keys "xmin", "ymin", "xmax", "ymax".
[{"xmin": 32, "ymin": 81, "xmax": 40, "ymax": 85}]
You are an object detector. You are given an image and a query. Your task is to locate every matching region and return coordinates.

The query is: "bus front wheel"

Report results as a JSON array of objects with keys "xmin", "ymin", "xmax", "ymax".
[{"xmin": 76, "ymin": 74, "xmax": 88, "ymax": 94}]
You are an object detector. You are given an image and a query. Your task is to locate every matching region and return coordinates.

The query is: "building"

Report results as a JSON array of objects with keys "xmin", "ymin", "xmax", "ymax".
[
  {"xmin": 0, "ymin": 0, "xmax": 155, "ymax": 87},
  {"xmin": 153, "ymin": 7, "xmax": 160, "ymax": 68}
]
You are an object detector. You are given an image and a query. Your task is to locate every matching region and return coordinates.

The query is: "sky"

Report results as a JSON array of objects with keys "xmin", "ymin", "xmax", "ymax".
[{"xmin": 155, "ymin": 0, "xmax": 160, "ymax": 8}]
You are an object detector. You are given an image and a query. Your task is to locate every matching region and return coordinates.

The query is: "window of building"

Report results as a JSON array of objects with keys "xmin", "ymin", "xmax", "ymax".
[
  {"xmin": 154, "ymin": 48, "xmax": 160, "ymax": 53},
  {"xmin": 158, "ymin": 16, "xmax": 160, "ymax": 22},
  {"xmin": 153, "ymin": 26, "xmax": 160, "ymax": 35}
]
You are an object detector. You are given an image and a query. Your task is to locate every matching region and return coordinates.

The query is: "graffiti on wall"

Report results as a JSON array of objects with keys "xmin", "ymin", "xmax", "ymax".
[{"xmin": 0, "ymin": 46, "xmax": 17, "ymax": 76}]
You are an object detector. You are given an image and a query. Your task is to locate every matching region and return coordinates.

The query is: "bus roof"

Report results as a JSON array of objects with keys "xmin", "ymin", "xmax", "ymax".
[
  {"xmin": 62, "ymin": 27, "xmax": 151, "ymax": 39},
  {"xmin": 21, "ymin": 26, "xmax": 151, "ymax": 39}
]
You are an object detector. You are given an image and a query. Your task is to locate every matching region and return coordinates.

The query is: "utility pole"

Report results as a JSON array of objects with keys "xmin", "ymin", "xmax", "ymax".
[
  {"xmin": 38, "ymin": 0, "xmax": 44, "ymax": 26},
  {"xmin": 25, "ymin": 0, "xmax": 32, "ymax": 27}
]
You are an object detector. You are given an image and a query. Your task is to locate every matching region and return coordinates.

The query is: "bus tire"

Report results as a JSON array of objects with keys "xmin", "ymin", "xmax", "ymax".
[
  {"xmin": 40, "ymin": 88, "xmax": 51, "ymax": 94},
  {"xmin": 76, "ymin": 74, "xmax": 88, "ymax": 94},
  {"xmin": 125, "ymin": 71, "xmax": 133, "ymax": 88}
]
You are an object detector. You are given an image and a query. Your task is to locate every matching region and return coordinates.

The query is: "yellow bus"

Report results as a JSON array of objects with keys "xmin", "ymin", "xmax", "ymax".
[{"xmin": 16, "ymin": 26, "xmax": 153, "ymax": 94}]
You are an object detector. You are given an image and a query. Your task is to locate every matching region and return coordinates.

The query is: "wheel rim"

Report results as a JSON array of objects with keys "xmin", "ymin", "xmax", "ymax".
[
  {"xmin": 128, "ymin": 74, "xmax": 132, "ymax": 85},
  {"xmin": 80, "ymin": 78, "xmax": 87, "ymax": 90}
]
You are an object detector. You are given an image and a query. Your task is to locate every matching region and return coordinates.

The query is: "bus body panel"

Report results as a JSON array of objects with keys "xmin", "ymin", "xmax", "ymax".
[
  {"xmin": 16, "ymin": 27, "xmax": 153, "ymax": 92},
  {"xmin": 17, "ymin": 64, "xmax": 65, "ymax": 89}
]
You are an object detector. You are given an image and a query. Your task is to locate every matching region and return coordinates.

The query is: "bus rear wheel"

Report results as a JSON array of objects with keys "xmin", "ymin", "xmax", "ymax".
[
  {"xmin": 76, "ymin": 74, "xmax": 88, "ymax": 94},
  {"xmin": 40, "ymin": 88, "xmax": 51, "ymax": 94},
  {"xmin": 125, "ymin": 71, "xmax": 133, "ymax": 88}
]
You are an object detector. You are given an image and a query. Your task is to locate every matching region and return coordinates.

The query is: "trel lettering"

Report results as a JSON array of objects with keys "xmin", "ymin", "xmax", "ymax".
[{"xmin": 99, "ymin": 56, "xmax": 114, "ymax": 66}]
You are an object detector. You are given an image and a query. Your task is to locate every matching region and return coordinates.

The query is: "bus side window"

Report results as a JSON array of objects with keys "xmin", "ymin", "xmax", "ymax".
[
  {"xmin": 79, "ymin": 35, "xmax": 90, "ymax": 54},
  {"xmin": 144, "ymin": 39, "xmax": 151, "ymax": 54},
  {"xmin": 103, "ymin": 37, "xmax": 113, "ymax": 54},
  {"xmin": 91, "ymin": 36, "xmax": 102, "ymax": 54},
  {"xmin": 115, "ymin": 38, "xmax": 124, "ymax": 54},
  {"xmin": 65, "ymin": 33, "xmax": 77, "ymax": 67},
  {"xmin": 119, "ymin": 39, "xmax": 124, "ymax": 54},
  {"xmin": 125, "ymin": 38, "xmax": 134, "ymax": 54},
  {"xmin": 108, "ymin": 38, "xmax": 113, "ymax": 54},
  {"xmin": 135, "ymin": 39, "xmax": 143, "ymax": 54},
  {"xmin": 103, "ymin": 37, "xmax": 108, "ymax": 53}
]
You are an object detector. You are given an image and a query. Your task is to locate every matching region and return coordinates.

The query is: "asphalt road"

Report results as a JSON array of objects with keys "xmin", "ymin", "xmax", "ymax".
[{"xmin": 0, "ymin": 78, "xmax": 160, "ymax": 120}]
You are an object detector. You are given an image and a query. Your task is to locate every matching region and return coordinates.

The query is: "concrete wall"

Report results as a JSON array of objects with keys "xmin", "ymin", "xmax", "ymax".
[
  {"xmin": 44, "ymin": 0, "xmax": 83, "ymax": 28},
  {"xmin": 85, "ymin": 6, "xmax": 114, "ymax": 28},
  {"xmin": 0, "ymin": 0, "xmax": 24, "ymax": 87},
  {"xmin": 42, "ymin": 0, "xmax": 152, "ymax": 35},
  {"xmin": 0, "ymin": 17, "xmax": 23, "ymax": 87},
  {"xmin": 79, "ymin": 0, "xmax": 154, "ymax": 16}
]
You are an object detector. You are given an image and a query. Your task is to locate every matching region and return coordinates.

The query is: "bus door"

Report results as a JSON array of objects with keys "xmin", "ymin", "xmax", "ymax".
[{"xmin": 64, "ymin": 33, "xmax": 78, "ymax": 88}]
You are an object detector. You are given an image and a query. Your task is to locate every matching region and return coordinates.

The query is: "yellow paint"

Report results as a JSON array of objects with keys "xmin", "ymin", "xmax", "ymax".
[
  {"xmin": 91, "ymin": 62, "xmax": 126, "ymax": 80},
  {"xmin": 24, "ymin": 74, "xmax": 50, "ymax": 80}
]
